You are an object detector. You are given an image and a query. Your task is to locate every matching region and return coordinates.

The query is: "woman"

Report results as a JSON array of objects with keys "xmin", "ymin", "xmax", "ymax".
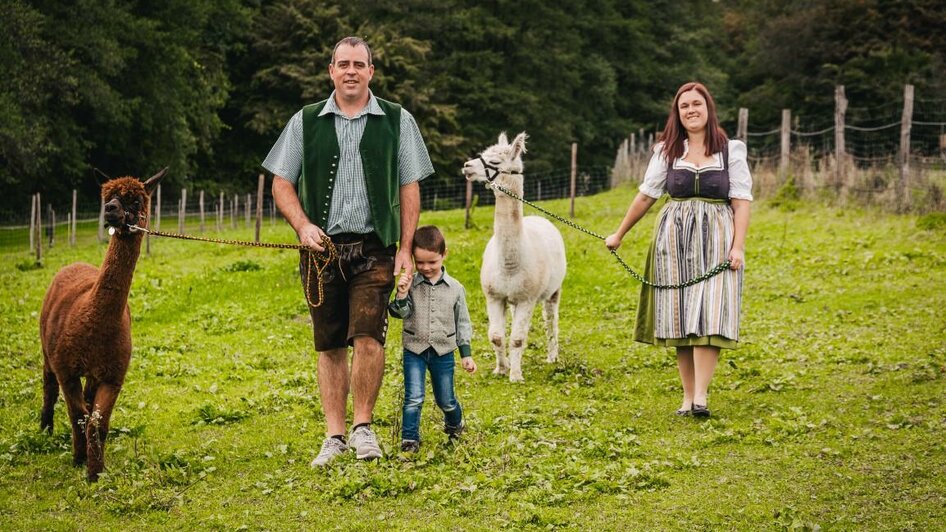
[{"xmin": 605, "ymin": 82, "xmax": 752, "ymax": 418}]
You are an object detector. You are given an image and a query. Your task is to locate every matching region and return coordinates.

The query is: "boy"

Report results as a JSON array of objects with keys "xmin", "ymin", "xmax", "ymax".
[{"xmin": 388, "ymin": 225, "xmax": 476, "ymax": 452}]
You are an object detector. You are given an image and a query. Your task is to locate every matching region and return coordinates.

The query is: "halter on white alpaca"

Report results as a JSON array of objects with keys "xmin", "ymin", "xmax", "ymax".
[{"xmin": 463, "ymin": 132, "xmax": 567, "ymax": 382}]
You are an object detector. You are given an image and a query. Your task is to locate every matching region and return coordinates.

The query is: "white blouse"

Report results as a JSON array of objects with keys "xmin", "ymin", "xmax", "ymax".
[{"xmin": 639, "ymin": 139, "xmax": 754, "ymax": 201}]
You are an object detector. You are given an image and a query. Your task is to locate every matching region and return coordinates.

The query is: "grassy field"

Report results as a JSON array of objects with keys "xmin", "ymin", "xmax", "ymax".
[{"xmin": 1, "ymin": 184, "xmax": 944, "ymax": 530}]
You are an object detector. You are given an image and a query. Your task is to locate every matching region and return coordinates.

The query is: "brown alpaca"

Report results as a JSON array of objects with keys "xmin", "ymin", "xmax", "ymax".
[{"xmin": 40, "ymin": 168, "xmax": 166, "ymax": 481}]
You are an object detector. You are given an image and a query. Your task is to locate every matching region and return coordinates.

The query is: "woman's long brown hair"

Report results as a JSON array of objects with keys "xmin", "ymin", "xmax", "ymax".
[{"xmin": 658, "ymin": 82, "xmax": 728, "ymax": 162}]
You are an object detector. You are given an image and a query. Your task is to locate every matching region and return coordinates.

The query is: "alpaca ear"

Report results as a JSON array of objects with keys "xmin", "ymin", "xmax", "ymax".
[
  {"xmin": 497, "ymin": 132, "xmax": 509, "ymax": 146},
  {"xmin": 144, "ymin": 167, "xmax": 168, "ymax": 195},
  {"xmin": 510, "ymin": 132, "xmax": 528, "ymax": 158}
]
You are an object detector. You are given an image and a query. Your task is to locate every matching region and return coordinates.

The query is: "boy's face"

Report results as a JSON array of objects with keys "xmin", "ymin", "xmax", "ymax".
[{"xmin": 413, "ymin": 247, "xmax": 446, "ymax": 281}]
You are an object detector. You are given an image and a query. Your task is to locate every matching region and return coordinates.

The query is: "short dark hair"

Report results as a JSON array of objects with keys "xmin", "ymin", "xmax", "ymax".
[
  {"xmin": 413, "ymin": 226, "xmax": 446, "ymax": 255},
  {"xmin": 332, "ymin": 36, "xmax": 372, "ymax": 65}
]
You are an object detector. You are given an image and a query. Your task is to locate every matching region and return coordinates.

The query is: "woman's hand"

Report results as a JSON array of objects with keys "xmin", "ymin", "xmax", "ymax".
[
  {"xmin": 605, "ymin": 233, "xmax": 623, "ymax": 251},
  {"xmin": 728, "ymin": 247, "xmax": 745, "ymax": 270}
]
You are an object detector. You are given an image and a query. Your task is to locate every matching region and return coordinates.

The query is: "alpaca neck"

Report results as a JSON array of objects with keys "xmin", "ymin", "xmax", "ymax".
[
  {"xmin": 92, "ymin": 234, "xmax": 143, "ymax": 315},
  {"xmin": 493, "ymin": 183, "xmax": 524, "ymax": 270}
]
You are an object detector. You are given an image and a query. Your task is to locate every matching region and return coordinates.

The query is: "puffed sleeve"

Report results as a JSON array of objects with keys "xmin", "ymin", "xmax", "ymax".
[
  {"xmin": 728, "ymin": 140, "xmax": 753, "ymax": 201},
  {"xmin": 639, "ymin": 143, "xmax": 669, "ymax": 199}
]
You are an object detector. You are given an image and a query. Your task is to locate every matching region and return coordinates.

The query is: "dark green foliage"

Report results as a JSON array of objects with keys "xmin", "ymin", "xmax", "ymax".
[{"xmin": 1, "ymin": 0, "xmax": 943, "ymax": 214}]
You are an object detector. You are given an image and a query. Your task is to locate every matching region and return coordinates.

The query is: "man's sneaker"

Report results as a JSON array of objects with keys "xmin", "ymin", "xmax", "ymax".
[
  {"xmin": 400, "ymin": 439, "xmax": 420, "ymax": 453},
  {"xmin": 445, "ymin": 422, "xmax": 465, "ymax": 441},
  {"xmin": 349, "ymin": 425, "xmax": 383, "ymax": 460},
  {"xmin": 310, "ymin": 437, "xmax": 349, "ymax": 467}
]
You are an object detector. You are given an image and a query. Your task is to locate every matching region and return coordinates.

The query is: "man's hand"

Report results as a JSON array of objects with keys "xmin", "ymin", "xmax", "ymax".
[
  {"xmin": 394, "ymin": 247, "xmax": 414, "ymax": 279},
  {"xmin": 298, "ymin": 223, "xmax": 328, "ymax": 252},
  {"xmin": 461, "ymin": 357, "xmax": 477, "ymax": 373}
]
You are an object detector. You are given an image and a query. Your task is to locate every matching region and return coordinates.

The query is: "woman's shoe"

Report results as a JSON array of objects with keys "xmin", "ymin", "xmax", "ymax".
[{"xmin": 692, "ymin": 404, "xmax": 711, "ymax": 418}]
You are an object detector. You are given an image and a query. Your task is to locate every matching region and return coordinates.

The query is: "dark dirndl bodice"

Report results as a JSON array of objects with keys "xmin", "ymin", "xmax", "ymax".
[{"xmin": 665, "ymin": 142, "xmax": 730, "ymax": 200}]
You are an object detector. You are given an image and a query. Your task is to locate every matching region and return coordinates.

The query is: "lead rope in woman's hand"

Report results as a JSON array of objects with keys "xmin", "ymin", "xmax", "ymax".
[{"xmin": 486, "ymin": 182, "xmax": 731, "ymax": 289}]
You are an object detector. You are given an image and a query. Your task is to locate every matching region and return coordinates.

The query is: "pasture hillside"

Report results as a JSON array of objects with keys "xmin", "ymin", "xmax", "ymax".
[{"xmin": 0, "ymin": 185, "xmax": 944, "ymax": 529}]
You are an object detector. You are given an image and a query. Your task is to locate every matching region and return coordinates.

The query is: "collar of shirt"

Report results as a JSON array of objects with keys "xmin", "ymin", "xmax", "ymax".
[
  {"xmin": 413, "ymin": 267, "xmax": 452, "ymax": 288},
  {"xmin": 676, "ymin": 138, "xmax": 723, "ymax": 171},
  {"xmin": 320, "ymin": 90, "xmax": 386, "ymax": 119}
]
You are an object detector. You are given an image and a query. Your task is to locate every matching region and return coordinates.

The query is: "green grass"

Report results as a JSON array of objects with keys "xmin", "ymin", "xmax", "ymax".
[{"xmin": 1, "ymin": 185, "xmax": 944, "ymax": 529}]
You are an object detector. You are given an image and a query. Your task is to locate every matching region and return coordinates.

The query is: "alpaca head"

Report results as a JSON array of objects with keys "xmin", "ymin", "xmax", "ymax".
[
  {"xmin": 101, "ymin": 168, "xmax": 167, "ymax": 236},
  {"xmin": 462, "ymin": 132, "xmax": 528, "ymax": 189}
]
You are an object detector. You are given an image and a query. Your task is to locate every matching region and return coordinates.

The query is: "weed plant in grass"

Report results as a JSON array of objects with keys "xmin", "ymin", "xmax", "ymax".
[{"xmin": 0, "ymin": 186, "xmax": 944, "ymax": 529}]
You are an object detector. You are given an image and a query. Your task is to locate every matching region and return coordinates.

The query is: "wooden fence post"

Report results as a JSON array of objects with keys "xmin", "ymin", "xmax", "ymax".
[
  {"xmin": 737, "ymin": 108, "xmax": 748, "ymax": 141},
  {"xmin": 218, "ymin": 192, "xmax": 224, "ymax": 232},
  {"xmin": 780, "ymin": 109, "xmax": 791, "ymax": 179},
  {"xmin": 36, "ymin": 193, "xmax": 43, "ymax": 262},
  {"xmin": 569, "ymin": 142, "xmax": 578, "ymax": 218},
  {"xmin": 255, "ymin": 174, "xmax": 264, "ymax": 242},
  {"xmin": 30, "ymin": 193, "xmax": 36, "ymax": 252},
  {"xmin": 199, "ymin": 190, "xmax": 205, "ymax": 233},
  {"xmin": 464, "ymin": 179, "xmax": 473, "ymax": 229},
  {"xmin": 835, "ymin": 85, "xmax": 847, "ymax": 191},
  {"xmin": 179, "ymin": 188, "xmax": 186, "ymax": 233},
  {"xmin": 232, "ymin": 195, "xmax": 237, "ymax": 229},
  {"xmin": 899, "ymin": 84, "xmax": 914, "ymax": 212},
  {"xmin": 71, "ymin": 189, "xmax": 77, "ymax": 246}
]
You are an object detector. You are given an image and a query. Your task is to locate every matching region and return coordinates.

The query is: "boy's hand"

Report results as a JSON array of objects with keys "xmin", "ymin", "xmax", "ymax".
[
  {"xmin": 396, "ymin": 271, "xmax": 411, "ymax": 298},
  {"xmin": 461, "ymin": 357, "xmax": 477, "ymax": 373}
]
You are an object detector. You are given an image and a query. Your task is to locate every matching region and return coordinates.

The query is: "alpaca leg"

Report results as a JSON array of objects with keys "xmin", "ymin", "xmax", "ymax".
[
  {"xmin": 486, "ymin": 298, "xmax": 509, "ymax": 375},
  {"xmin": 40, "ymin": 362, "xmax": 59, "ymax": 433},
  {"xmin": 83, "ymin": 377, "xmax": 99, "ymax": 414},
  {"xmin": 60, "ymin": 377, "xmax": 88, "ymax": 466},
  {"xmin": 543, "ymin": 290, "xmax": 561, "ymax": 363},
  {"xmin": 508, "ymin": 303, "xmax": 536, "ymax": 383},
  {"xmin": 86, "ymin": 383, "xmax": 121, "ymax": 482}
]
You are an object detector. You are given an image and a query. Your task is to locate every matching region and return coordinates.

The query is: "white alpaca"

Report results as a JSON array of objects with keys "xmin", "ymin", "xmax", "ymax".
[{"xmin": 463, "ymin": 132, "xmax": 567, "ymax": 382}]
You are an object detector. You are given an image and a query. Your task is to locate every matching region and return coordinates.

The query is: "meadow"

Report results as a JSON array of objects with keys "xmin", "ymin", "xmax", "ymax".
[{"xmin": 0, "ymin": 184, "xmax": 944, "ymax": 530}]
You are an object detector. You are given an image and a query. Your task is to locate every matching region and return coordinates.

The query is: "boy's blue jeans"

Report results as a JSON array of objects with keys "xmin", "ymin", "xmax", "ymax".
[{"xmin": 401, "ymin": 347, "xmax": 463, "ymax": 441}]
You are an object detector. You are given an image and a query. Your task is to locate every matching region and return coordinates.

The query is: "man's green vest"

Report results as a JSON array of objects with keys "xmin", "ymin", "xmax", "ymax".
[{"xmin": 299, "ymin": 97, "xmax": 401, "ymax": 246}]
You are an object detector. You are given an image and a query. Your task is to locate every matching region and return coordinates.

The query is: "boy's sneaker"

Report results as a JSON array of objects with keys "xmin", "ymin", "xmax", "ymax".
[
  {"xmin": 445, "ymin": 422, "xmax": 465, "ymax": 441},
  {"xmin": 310, "ymin": 437, "xmax": 349, "ymax": 467},
  {"xmin": 400, "ymin": 439, "xmax": 420, "ymax": 453},
  {"xmin": 349, "ymin": 425, "xmax": 383, "ymax": 460}
]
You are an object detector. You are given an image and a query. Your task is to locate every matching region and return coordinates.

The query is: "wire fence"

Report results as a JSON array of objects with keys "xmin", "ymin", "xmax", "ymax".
[
  {"xmin": 2, "ymin": 165, "xmax": 615, "ymax": 254},
  {"xmin": 6, "ymin": 85, "xmax": 946, "ymax": 254}
]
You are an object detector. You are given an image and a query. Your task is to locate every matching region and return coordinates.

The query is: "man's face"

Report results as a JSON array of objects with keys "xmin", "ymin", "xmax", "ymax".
[{"xmin": 329, "ymin": 44, "xmax": 374, "ymax": 103}]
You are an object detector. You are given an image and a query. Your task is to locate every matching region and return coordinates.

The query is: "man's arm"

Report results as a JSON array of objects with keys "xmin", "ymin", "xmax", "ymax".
[
  {"xmin": 394, "ymin": 181, "xmax": 420, "ymax": 277},
  {"xmin": 272, "ymin": 176, "xmax": 327, "ymax": 251}
]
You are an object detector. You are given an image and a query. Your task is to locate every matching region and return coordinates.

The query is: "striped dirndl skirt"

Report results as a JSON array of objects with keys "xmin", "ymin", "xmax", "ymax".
[{"xmin": 633, "ymin": 197, "xmax": 743, "ymax": 348}]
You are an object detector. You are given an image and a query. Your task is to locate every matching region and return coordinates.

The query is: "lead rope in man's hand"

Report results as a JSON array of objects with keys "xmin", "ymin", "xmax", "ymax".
[{"xmin": 303, "ymin": 237, "xmax": 338, "ymax": 308}]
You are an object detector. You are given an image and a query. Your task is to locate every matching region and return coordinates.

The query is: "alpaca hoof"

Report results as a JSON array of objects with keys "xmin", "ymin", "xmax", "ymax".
[
  {"xmin": 509, "ymin": 373, "xmax": 525, "ymax": 383},
  {"xmin": 492, "ymin": 366, "xmax": 509, "ymax": 376},
  {"xmin": 545, "ymin": 355, "xmax": 558, "ymax": 363}
]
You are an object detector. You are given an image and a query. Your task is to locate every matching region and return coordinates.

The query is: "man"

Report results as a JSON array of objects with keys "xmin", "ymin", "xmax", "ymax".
[{"xmin": 263, "ymin": 37, "xmax": 433, "ymax": 466}]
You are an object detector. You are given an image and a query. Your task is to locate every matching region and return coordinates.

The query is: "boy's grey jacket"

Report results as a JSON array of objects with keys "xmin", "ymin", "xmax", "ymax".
[{"xmin": 388, "ymin": 268, "xmax": 473, "ymax": 357}]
